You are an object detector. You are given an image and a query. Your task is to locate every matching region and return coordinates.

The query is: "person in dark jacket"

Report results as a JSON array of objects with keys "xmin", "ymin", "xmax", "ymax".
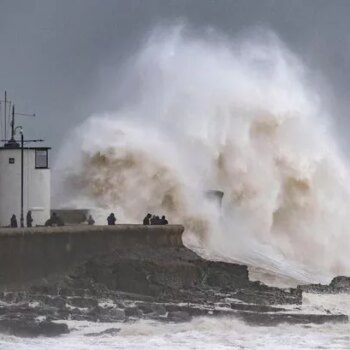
[
  {"xmin": 10, "ymin": 214, "xmax": 17, "ymax": 228},
  {"xmin": 160, "ymin": 215, "xmax": 168, "ymax": 225},
  {"xmin": 143, "ymin": 213, "xmax": 152, "ymax": 225},
  {"xmin": 107, "ymin": 213, "xmax": 116, "ymax": 225},
  {"xmin": 26, "ymin": 211, "xmax": 33, "ymax": 228},
  {"xmin": 150, "ymin": 215, "xmax": 157, "ymax": 225}
]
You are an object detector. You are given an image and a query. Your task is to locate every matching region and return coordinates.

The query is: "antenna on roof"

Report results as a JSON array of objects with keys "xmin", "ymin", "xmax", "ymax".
[
  {"xmin": 9, "ymin": 104, "xmax": 35, "ymax": 142},
  {"xmin": 1, "ymin": 91, "xmax": 11, "ymax": 142},
  {"xmin": 10, "ymin": 105, "xmax": 15, "ymax": 142},
  {"xmin": 0, "ymin": 91, "xmax": 14, "ymax": 143},
  {"xmin": 4, "ymin": 91, "xmax": 6, "ymax": 141},
  {"xmin": 0, "ymin": 92, "xmax": 36, "ymax": 147}
]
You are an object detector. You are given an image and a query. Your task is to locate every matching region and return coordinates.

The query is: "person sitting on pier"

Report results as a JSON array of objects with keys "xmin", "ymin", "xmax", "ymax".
[
  {"xmin": 26, "ymin": 211, "xmax": 33, "ymax": 228},
  {"xmin": 107, "ymin": 213, "xmax": 116, "ymax": 225},
  {"xmin": 143, "ymin": 213, "xmax": 152, "ymax": 225},
  {"xmin": 160, "ymin": 215, "xmax": 168, "ymax": 225},
  {"xmin": 10, "ymin": 214, "xmax": 17, "ymax": 228},
  {"xmin": 45, "ymin": 212, "xmax": 64, "ymax": 227},
  {"xmin": 87, "ymin": 215, "xmax": 95, "ymax": 225}
]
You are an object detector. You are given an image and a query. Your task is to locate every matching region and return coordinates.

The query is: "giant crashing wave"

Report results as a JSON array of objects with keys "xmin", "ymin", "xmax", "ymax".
[{"xmin": 53, "ymin": 26, "xmax": 350, "ymax": 284}]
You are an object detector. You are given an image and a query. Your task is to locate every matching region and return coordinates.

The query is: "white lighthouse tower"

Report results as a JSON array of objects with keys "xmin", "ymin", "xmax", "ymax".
[{"xmin": 0, "ymin": 92, "xmax": 51, "ymax": 227}]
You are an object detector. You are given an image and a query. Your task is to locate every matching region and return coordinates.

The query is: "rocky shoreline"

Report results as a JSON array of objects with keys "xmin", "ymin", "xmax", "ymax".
[{"xmin": 0, "ymin": 244, "xmax": 348, "ymax": 337}]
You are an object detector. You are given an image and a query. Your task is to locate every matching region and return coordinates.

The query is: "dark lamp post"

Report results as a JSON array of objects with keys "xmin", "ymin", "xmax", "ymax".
[{"xmin": 15, "ymin": 126, "xmax": 24, "ymax": 228}]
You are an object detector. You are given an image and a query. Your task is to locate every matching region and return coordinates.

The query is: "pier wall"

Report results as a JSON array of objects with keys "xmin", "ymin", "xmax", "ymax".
[{"xmin": 0, "ymin": 225, "xmax": 184, "ymax": 289}]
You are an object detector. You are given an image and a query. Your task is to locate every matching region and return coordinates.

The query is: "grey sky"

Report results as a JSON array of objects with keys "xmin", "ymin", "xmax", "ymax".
[{"xmin": 1, "ymin": 0, "xmax": 350, "ymax": 160}]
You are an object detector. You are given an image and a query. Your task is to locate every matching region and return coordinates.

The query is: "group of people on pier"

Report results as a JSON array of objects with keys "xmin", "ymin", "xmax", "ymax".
[
  {"xmin": 9, "ymin": 211, "xmax": 169, "ymax": 227},
  {"xmin": 10, "ymin": 211, "xmax": 34, "ymax": 228},
  {"xmin": 9, "ymin": 211, "xmax": 66, "ymax": 228},
  {"xmin": 143, "ymin": 213, "xmax": 168, "ymax": 225},
  {"xmin": 10, "ymin": 211, "xmax": 65, "ymax": 228},
  {"xmin": 106, "ymin": 212, "xmax": 168, "ymax": 226}
]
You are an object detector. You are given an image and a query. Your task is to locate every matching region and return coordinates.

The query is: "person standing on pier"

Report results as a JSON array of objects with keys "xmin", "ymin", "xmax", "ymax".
[
  {"xmin": 143, "ymin": 213, "xmax": 152, "ymax": 225},
  {"xmin": 160, "ymin": 215, "xmax": 168, "ymax": 225},
  {"xmin": 10, "ymin": 214, "xmax": 17, "ymax": 228},
  {"xmin": 26, "ymin": 211, "xmax": 33, "ymax": 228}
]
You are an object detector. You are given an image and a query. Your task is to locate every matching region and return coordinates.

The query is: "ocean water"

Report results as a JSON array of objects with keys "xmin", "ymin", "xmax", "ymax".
[{"xmin": 1, "ymin": 293, "xmax": 350, "ymax": 350}]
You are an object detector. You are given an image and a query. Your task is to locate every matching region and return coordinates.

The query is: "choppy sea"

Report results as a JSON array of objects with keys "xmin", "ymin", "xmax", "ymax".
[{"xmin": 0, "ymin": 293, "xmax": 349, "ymax": 350}]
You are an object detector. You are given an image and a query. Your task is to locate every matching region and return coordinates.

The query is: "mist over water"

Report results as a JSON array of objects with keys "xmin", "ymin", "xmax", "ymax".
[{"xmin": 54, "ymin": 26, "xmax": 350, "ymax": 284}]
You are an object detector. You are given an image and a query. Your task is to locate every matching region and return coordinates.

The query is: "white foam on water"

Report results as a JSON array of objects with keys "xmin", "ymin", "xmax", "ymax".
[
  {"xmin": 302, "ymin": 293, "xmax": 350, "ymax": 316},
  {"xmin": 1, "ymin": 316, "xmax": 350, "ymax": 350}
]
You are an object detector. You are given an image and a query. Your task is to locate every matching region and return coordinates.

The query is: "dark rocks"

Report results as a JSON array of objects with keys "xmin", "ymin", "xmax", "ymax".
[
  {"xmin": 137, "ymin": 303, "xmax": 154, "ymax": 314},
  {"xmin": 136, "ymin": 302, "xmax": 167, "ymax": 316},
  {"xmin": 164, "ymin": 304, "xmax": 210, "ymax": 317},
  {"xmin": 204, "ymin": 261, "xmax": 249, "ymax": 288},
  {"xmin": 167, "ymin": 311, "xmax": 192, "ymax": 322},
  {"xmin": 0, "ymin": 244, "xmax": 347, "ymax": 336},
  {"xmin": 114, "ymin": 291, "xmax": 155, "ymax": 302},
  {"xmin": 38, "ymin": 296, "xmax": 66, "ymax": 309},
  {"xmin": 36, "ymin": 321, "xmax": 69, "ymax": 337},
  {"xmin": 330, "ymin": 276, "xmax": 350, "ymax": 290},
  {"xmin": 87, "ymin": 306, "xmax": 125, "ymax": 322},
  {"xmin": 300, "ymin": 276, "xmax": 350, "ymax": 294},
  {"xmin": 151, "ymin": 303, "xmax": 167, "ymax": 316},
  {"xmin": 230, "ymin": 302, "xmax": 286, "ymax": 313},
  {"xmin": 85, "ymin": 328, "xmax": 120, "ymax": 337},
  {"xmin": 237, "ymin": 312, "xmax": 348, "ymax": 326},
  {"xmin": 124, "ymin": 307, "xmax": 142, "ymax": 317},
  {"xmin": 67, "ymin": 297, "xmax": 98, "ymax": 309},
  {"xmin": 0, "ymin": 319, "xmax": 69, "ymax": 337},
  {"xmin": 234, "ymin": 284, "xmax": 302, "ymax": 305}
]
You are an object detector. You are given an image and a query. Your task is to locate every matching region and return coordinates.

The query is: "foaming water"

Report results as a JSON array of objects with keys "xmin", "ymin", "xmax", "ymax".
[
  {"xmin": 1, "ymin": 312, "xmax": 350, "ymax": 350},
  {"xmin": 2, "ymin": 288, "xmax": 350, "ymax": 350},
  {"xmin": 54, "ymin": 26, "xmax": 350, "ymax": 284}
]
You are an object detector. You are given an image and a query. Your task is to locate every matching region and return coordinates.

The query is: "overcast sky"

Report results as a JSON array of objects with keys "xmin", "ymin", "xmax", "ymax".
[{"xmin": 1, "ymin": 0, "xmax": 350, "ymax": 160}]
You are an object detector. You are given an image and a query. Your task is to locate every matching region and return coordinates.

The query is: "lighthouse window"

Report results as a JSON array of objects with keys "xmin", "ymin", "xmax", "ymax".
[
  {"xmin": 9, "ymin": 158, "xmax": 15, "ymax": 164},
  {"xmin": 35, "ymin": 150, "xmax": 48, "ymax": 169}
]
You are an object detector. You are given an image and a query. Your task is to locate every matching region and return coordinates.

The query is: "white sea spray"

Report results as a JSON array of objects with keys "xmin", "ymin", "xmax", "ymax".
[{"xmin": 54, "ymin": 25, "xmax": 350, "ymax": 284}]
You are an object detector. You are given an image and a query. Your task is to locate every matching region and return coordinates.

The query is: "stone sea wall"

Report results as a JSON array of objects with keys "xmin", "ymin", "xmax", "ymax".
[{"xmin": 0, "ymin": 225, "xmax": 183, "ymax": 289}]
